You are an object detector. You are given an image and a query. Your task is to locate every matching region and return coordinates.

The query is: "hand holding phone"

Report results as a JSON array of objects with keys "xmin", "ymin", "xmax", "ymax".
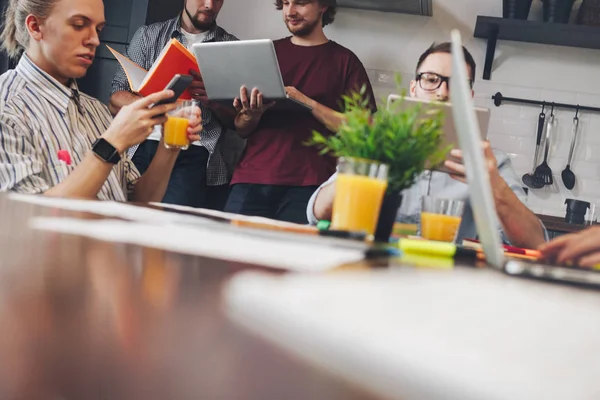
[{"xmin": 151, "ymin": 74, "xmax": 194, "ymax": 108}]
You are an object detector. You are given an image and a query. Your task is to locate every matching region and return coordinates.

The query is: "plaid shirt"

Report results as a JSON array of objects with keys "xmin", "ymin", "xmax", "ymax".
[{"xmin": 111, "ymin": 16, "xmax": 238, "ymax": 186}]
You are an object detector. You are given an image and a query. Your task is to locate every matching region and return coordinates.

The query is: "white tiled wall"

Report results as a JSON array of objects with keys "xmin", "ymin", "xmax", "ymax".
[
  {"xmin": 474, "ymin": 81, "xmax": 600, "ymax": 218},
  {"xmin": 367, "ymin": 71, "xmax": 600, "ymax": 218},
  {"xmin": 219, "ymin": 0, "xmax": 600, "ymax": 218}
]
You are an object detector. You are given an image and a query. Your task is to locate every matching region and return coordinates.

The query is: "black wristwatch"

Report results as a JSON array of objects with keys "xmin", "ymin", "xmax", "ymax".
[{"xmin": 92, "ymin": 138, "xmax": 121, "ymax": 164}]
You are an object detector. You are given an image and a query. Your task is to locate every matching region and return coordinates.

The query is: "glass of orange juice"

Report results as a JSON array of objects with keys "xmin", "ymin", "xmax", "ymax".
[
  {"xmin": 420, "ymin": 196, "xmax": 465, "ymax": 243},
  {"xmin": 331, "ymin": 157, "xmax": 389, "ymax": 237},
  {"xmin": 163, "ymin": 100, "xmax": 197, "ymax": 150}
]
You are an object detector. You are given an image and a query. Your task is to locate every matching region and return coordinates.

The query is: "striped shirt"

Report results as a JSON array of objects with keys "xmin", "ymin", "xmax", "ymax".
[
  {"xmin": 0, "ymin": 54, "xmax": 140, "ymax": 201},
  {"xmin": 111, "ymin": 16, "xmax": 238, "ymax": 186}
]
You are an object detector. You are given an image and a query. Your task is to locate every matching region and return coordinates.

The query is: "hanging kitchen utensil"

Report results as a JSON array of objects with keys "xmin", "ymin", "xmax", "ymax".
[
  {"xmin": 534, "ymin": 104, "xmax": 555, "ymax": 186},
  {"xmin": 522, "ymin": 104, "xmax": 546, "ymax": 189},
  {"xmin": 561, "ymin": 107, "xmax": 579, "ymax": 190},
  {"xmin": 542, "ymin": 0, "xmax": 576, "ymax": 23},
  {"xmin": 503, "ymin": 0, "xmax": 533, "ymax": 19}
]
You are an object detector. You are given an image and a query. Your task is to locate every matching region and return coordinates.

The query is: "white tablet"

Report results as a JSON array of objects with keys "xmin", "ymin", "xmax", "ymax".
[{"xmin": 386, "ymin": 94, "xmax": 491, "ymax": 173}]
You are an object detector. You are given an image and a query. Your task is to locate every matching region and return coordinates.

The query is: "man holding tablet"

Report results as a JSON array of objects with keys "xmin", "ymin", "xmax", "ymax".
[
  {"xmin": 224, "ymin": 0, "xmax": 376, "ymax": 224},
  {"xmin": 308, "ymin": 43, "xmax": 547, "ymax": 249}
]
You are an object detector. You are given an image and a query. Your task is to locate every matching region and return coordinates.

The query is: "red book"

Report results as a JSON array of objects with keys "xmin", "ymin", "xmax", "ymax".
[{"xmin": 107, "ymin": 39, "xmax": 199, "ymax": 100}]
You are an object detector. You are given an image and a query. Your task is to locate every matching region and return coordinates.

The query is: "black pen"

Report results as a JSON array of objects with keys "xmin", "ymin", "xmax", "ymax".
[{"xmin": 319, "ymin": 229, "xmax": 367, "ymax": 241}]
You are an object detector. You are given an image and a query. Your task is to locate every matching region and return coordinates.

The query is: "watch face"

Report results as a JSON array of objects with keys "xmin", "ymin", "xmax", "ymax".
[{"xmin": 93, "ymin": 138, "xmax": 119, "ymax": 164}]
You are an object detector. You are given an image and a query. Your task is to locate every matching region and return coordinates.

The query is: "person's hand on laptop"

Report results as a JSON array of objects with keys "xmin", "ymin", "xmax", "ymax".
[
  {"xmin": 233, "ymin": 86, "xmax": 275, "ymax": 121},
  {"xmin": 285, "ymin": 86, "xmax": 314, "ymax": 108},
  {"xmin": 233, "ymin": 86, "xmax": 275, "ymax": 139},
  {"xmin": 539, "ymin": 226, "xmax": 600, "ymax": 267}
]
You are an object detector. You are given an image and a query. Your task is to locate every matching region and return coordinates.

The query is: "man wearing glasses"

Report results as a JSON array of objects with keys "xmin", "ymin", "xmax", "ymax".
[{"xmin": 307, "ymin": 43, "xmax": 547, "ymax": 249}]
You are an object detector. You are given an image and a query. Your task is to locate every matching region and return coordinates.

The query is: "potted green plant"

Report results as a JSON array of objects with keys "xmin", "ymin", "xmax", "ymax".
[{"xmin": 308, "ymin": 85, "xmax": 448, "ymax": 242}]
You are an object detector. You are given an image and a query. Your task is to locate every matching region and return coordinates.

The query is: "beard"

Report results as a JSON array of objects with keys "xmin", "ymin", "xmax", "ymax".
[
  {"xmin": 185, "ymin": 4, "xmax": 217, "ymax": 31},
  {"xmin": 285, "ymin": 15, "xmax": 321, "ymax": 37}
]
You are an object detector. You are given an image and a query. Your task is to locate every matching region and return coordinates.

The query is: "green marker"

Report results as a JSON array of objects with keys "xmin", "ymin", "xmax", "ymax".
[{"xmin": 317, "ymin": 220, "xmax": 331, "ymax": 231}]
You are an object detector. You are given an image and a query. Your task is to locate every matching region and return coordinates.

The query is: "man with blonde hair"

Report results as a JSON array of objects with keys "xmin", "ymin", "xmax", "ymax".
[{"xmin": 0, "ymin": 0, "xmax": 202, "ymax": 201}]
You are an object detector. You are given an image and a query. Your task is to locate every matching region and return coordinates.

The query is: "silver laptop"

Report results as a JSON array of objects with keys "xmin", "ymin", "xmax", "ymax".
[
  {"xmin": 191, "ymin": 39, "xmax": 311, "ymax": 110},
  {"xmin": 448, "ymin": 30, "xmax": 505, "ymax": 269},
  {"xmin": 449, "ymin": 33, "xmax": 600, "ymax": 286},
  {"xmin": 386, "ymin": 95, "xmax": 490, "ymax": 174}
]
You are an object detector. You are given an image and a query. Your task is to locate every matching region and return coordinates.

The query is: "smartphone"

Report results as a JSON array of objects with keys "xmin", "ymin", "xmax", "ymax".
[
  {"xmin": 504, "ymin": 260, "xmax": 600, "ymax": 289},
  {"xmin": 152, "ymin": 74, "xmax": 194, "ymax": 107}
]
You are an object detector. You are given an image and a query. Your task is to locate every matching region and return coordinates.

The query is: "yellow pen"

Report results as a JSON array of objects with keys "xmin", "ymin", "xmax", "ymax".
[{"xmin": 399, "ymin": 238, "xmax": 481, "ymax": 260}]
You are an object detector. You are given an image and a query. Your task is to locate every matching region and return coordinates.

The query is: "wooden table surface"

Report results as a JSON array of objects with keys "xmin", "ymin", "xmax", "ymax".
[{"xmin": 0, "ymin": 195, "xmax": 382, "ymax": 400}]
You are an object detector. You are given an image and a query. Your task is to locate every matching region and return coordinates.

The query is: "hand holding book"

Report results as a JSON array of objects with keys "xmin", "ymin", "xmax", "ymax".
[
  {"xmin": 188, "ymin": 69, "xmax": 209, "ymax": 105},
  {"xmin": 108, "ymin": 39, "xmax": 200, "ymax": 101}
]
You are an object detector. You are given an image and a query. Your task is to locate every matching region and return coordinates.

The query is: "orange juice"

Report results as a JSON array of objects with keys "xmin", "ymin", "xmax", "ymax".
[
  {"xmin": 420, "ymin": 212, "xmax": 462, "ymax": 242},
  {"xmin": 331, "ymin": 173, "xmax": 388, "ymax": 235},
  {"xmin": 163, "ymin": 116, "xmax": 190, "ymax": 149}
]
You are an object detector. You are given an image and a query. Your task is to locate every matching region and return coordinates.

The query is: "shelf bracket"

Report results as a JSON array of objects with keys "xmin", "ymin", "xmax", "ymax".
[{"xmin": 483, "ymin": 24, "xmax": 499, "ymax": 80}]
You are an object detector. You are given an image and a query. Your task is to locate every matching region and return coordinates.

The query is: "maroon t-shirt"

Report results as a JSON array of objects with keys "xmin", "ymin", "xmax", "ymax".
[{"xmin": 231, "ymin": 37, "xmax": 376, "ymax": 187}]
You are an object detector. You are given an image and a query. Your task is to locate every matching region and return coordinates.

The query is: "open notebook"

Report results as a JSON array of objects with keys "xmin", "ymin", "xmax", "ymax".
[{"xmin": 107, "ymin": 39, "xmax": 198, "ymax": 100}]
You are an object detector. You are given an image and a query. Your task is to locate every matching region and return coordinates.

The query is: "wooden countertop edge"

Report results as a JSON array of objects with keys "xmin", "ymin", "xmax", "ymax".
[{"xmin": 535, "ymin": 213, "xmax": 597, "ymax": 233}]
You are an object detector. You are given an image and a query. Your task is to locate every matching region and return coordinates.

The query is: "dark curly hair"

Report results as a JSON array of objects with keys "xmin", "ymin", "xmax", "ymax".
[{"xmin": 274, "ymin": 0, "xmax": 337, "ymax": 27}]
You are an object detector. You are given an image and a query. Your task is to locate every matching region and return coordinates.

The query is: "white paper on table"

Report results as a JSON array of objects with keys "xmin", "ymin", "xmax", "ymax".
[
  {"xmin": 30, "ymin": 217, "xmax": 364, "ymax": 272},
  {"xmin": 224, "ymin": 269, "xmax": 600, "ymax": 400},
  {"xmin": 150, "ymin": 202, "xmax": 314, "ymax": 230},
  {"xmin": 9, "ymin": 193, "xmax": 214, "ymax": 225}
]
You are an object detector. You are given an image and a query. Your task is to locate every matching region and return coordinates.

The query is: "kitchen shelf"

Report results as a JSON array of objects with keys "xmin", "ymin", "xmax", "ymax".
[
  {"xmin": 536, "ymin": 214, "xmax": 597, "ymax": 237},
  {"xmin": 474, "ymin": 16, "xmax": 600, "ymax": 80}
]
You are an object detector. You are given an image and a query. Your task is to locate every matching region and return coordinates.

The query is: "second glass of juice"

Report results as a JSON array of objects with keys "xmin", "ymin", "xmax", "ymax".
[
  {"xmin": 331, "ymin": 157, "xmax": 389, "ymax": 236},
  {"xmin": 420, "ymin": 196, "xmax": 465, "ymax": 243},
  {"xmin": 163, "ymin": 100, "xmax": 197, "ymax": 150}
]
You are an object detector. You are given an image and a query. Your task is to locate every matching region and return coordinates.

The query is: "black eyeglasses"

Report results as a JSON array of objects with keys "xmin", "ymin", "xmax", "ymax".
[{"xmin": 416, "ymin": 72, "xmax": 473, "ymax": 91}]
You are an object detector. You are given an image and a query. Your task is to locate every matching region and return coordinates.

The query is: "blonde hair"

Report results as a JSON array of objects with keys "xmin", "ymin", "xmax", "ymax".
[{"xmin": 1, "ymin": 0, "xmax": 60, "ymax": 58}]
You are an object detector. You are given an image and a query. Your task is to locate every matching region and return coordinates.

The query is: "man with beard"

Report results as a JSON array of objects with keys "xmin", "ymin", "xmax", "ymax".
[
  {"xmin": 110, "ymin": 0, "xmax": 237, "ymax": 210},
  {"xmin": 224, "ymin": 0, "xmax": 376, "ymax": 224}
]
